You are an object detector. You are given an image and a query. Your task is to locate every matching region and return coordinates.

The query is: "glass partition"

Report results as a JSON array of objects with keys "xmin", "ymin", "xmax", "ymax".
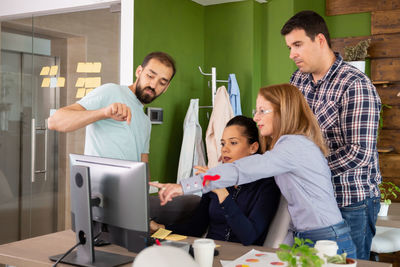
[{"xmin": 0, "ymin": 6, "xmax": 121, "ymax": 244}]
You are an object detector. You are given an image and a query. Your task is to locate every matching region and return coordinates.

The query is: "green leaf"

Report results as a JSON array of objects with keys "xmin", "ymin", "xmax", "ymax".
[
  {"xmin": 277, "ymin": 251, "xmax": 291, "ymax": 262},
  {"xmin": 279, "ymin": 244, "xmax": 292, "ymax": 251}
]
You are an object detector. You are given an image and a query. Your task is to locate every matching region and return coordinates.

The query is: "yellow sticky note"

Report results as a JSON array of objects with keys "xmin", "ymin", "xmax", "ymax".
[
  {"xmin": 76, "ymin": 62, "xmax": 87, "ymax": 73},
  {"xmin": 92, "ymin": 62, "xmax": 102, "ymax": 73},
  {"xmin": 165, "ymin": 234, "xmax": 187, "ymax": 241},
  {"xmin": 151, "ymin": 228, "xmax": 172, "ymax": 239},
  {"xmin": 85, "ymin": 88, "xmax": 94, "ymax": 95},
  {"xmin": 85, "ymin": 77, "xmax": 101, "ymax": 88},
  {"xmin": 41, "ymin": 78, "xmax": 50, "ymax": 87},
  {"xmin": 40, "ymin": 66, "xmax": 50, "ymax": 75},
  {"xmin": 56, "ymin": 77, "xmax": 65, "ymax": 87},
  {"xmin": 49, "ymin": 65, "xmax": 58, "ymax": 76},
  {"xmin": 75, "ymin": 77, "xmax": 86, "ymax": 87},
  {"xmin": 75, "ymin": 88, "xmax": 86, "ymax": 98},
  {"xmin": 85, "ymin": 63, "xmax": 94, "ymax": 73}
]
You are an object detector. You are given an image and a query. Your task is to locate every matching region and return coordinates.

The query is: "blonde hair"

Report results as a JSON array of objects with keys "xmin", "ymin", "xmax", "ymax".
[{"xmin": 258, "ymin": 83, "xmax": 328, "ymax": 156}]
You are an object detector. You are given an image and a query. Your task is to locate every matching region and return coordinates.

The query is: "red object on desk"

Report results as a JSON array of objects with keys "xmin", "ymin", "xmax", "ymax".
[{"xmin": 155, "ymin": 239, "xmax": 161, "ymax": 246}]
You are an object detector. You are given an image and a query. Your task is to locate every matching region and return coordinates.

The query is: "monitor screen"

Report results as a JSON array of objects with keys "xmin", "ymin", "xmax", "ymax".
[{"xmin": 69, "ymin": 154, "xmax": 150, "ymax": 252}]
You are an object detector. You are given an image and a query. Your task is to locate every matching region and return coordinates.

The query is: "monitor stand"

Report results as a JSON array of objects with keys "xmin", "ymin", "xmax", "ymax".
[{"xmin": 49, "ymin": 165, "xmax": 135, "ymax": 267}]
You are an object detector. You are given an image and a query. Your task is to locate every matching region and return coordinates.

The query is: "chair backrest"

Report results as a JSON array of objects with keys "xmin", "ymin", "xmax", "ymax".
[
  {"xmin": 149, "ymin": 195, "xmax": 201, "ymax": 225},
  {"xmin": 263, "ymin": 194, "xmax": 291, "ymax": 248}
]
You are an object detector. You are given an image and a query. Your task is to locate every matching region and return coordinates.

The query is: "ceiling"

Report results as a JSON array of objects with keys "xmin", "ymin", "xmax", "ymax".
[{"xmin": 191, "ymin": 0, "xmax": 267, "ymax": 6}]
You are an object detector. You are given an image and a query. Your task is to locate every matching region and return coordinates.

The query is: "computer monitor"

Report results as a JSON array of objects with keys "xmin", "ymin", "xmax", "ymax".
[{"xmin": 50, "ymin": 154, "xmax": 151, "ymax": 267}]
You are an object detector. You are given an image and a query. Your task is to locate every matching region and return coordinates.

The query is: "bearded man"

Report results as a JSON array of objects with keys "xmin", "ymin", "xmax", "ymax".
[{"xmin": 48, "ymin": 51, "xmax": 176, "ymax": 162}]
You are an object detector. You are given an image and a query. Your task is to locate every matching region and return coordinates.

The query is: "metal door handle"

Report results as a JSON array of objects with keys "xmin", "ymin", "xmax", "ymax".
[
  {"xmin": 31, "ymin": 118, "xmax": 36, "ymax": 183},
  {"xmin": 31, "ymin": 118, "xmax": 48, "ymax": 182}
]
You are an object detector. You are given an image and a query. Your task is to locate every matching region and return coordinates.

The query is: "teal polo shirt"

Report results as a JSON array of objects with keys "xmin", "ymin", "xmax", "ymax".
[{"xmin": 77, "ymin": 83, "xmax": 151, "ymax": 161}]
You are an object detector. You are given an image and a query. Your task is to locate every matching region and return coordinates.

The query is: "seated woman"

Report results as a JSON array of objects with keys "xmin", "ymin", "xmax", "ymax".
[
  {"xmin": 151, "ymin": 116, "xmax": 280, "ymax": 246},
  {"xmin": 151, "ymin": 84, "xmax": 356, "ymax": 258}
]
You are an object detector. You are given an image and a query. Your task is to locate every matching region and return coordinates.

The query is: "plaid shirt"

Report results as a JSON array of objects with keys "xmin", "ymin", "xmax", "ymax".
[{"xmin": 290, "ymin": 53, "xmax": 382, "ymax": 207}]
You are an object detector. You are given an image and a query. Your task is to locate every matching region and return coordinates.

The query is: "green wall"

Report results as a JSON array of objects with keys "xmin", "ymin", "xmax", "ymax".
[
  {"xmin": 134, "ymin": 0, "xmax": 205, "ymax": 182},
  {"xmin": 261, "ymin": 0, "xmax": 296, "ymax": 87},
  {"xmin": 203, "ymin": 1, "xmax": 261, "ymax": 116},
  {"xmin": 134, "ymin": 0, "xmax": 371, "ymax": 183}
]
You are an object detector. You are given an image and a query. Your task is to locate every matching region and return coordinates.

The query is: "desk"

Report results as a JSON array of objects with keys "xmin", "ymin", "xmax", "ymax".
[
  {"xmin": 377, "ymin": 202, "xmax": 400, "ymax": 228},
  {"xmin": 0, "ymin": 230, "xmax": 391, "ymax": 267}
]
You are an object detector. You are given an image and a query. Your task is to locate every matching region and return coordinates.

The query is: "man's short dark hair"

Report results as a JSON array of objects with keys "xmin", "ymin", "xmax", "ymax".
[
  {"xmin": 141, "ymin": 51, "xmax": 176, "ymax": 81},
  {"xmin": 280, "ymin": 10, "xmax": 331, "ymax": 48}
]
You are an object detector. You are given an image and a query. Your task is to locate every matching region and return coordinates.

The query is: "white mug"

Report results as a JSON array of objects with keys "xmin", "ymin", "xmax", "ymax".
[
  {"xmin": 192, "ymin": 238, "xmax": 215, "ymax": 267},
  {"xmin": 315, "ymin": 240, "xmax": 338, "ymax": 264}
]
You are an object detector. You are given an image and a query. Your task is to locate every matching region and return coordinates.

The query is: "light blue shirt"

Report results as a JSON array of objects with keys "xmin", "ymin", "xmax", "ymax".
[
  {"xmin": 228, "ymin": 74, "xmax": 242, "ymax": 116},
  {"xmin": 77, "ymin": 83, "xmax": 151, "ymax": 161},
  {"xmin": 180, "ymin": 135, "xmax": 342, "ymax": 232}
]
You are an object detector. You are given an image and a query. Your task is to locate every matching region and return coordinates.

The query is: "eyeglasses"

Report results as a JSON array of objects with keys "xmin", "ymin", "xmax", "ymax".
[{"xmin": 252, "ymin": 109, "xmax": 273, "ymax": 116}]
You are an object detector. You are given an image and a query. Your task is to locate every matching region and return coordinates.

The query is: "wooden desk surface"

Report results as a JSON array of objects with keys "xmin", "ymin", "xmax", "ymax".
[
  {"xmin": 0, "ymin": 230, "xmax": 392, "ymax": 267},
  {"xmin": 377, "ymin": 202, "xmax": 400, "ymax": 228}
]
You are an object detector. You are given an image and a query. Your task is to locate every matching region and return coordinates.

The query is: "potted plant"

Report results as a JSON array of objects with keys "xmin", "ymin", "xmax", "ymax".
[
  {"xmin": 326, "ymin": 253, "xmax": 357, "ymax": 266},
  {"xmin": 378, "ymin": 181, "xmax": 400, "ymax": 216},
  {"xmin": 277, "ymin": 237, "xmax": 324, "ymax": 267},
  {"xmin": 343, "ymin": 39, "xmax": 371, "ymax": 73}
]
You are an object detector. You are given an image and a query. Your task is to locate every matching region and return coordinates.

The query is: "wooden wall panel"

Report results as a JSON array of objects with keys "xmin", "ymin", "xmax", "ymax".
[
  {"xmin": 378, "ymin": 130, "xmax": 400, "ymax": 152},
  {"xmin": 331, "ymin": 34, "xmax": 400, "ymax": 59},
  {"xmin": 381, "ymin": 105, "xmax": 400, "ymax": 130},
  {"xmin": 379, "ymin": 154, "xmax": 400, "ymax": 177},
  {"xmin": 372, "ymin": 10, "xmax": 400, "ymax": 35},
  {"xmin": 376, "ymin": 83, "xmax": 400, "ymax": 105},
  {"xmin": 371, "ymin": 58, "xmax": 400, "ymax": 81},
  {"xmin": 370, "ymin": 33, "xmax": 400, "ymax": 58},
  {"xmin": 326, "ymin": 0, "xmax": 400, "ymax": 15}
]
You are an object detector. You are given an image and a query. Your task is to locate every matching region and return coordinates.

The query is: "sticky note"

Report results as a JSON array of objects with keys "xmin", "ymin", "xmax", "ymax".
[
  {"xmin": 85, "ymin": 77, "xmax": 101, "ymax": 88},
  {"xmin": 56, "ymin": 77, "xmax": 65, "ymax": 87},
  {"xmin": 75, "ymin": 77, "xmax": 85, "ymax": 87},
  {"xmin": 165, "ymin": 234, "xmax": 187, "ymax": 241},
  {"xmin": 50, "ymin": 77, "xmax": 57, "ymax": 87},
  {"xmin": 76, "ymin": 62, "xmax": 87, "ymax": 73},
  {"xmin": 85, "ymin": 88, "xmax": 94, "ymax": 95},
  {"xmin": 92, "ymin": 62, "xmax": 102, "ymax": 73},
  {"xmin": 49, "ymin": 65, "xmax": 58, "ymax": 76},
  {"xmin": 75, "ymin": 88, "xmax": 86, "ymax": 98},
  {"xmin": 85, "ymin": 63, "xmax": 94, "ymax": 73},
  {"xmin": 41, "ymin": 78, "xmax": 50, "ymax": 87},
  {"xmin": 40, "ymin": 66, "xmax": 50, "ymax": 75},
  {"xmin": 151, "ymin": 228, "xmax": 172, "ymax": 239}
]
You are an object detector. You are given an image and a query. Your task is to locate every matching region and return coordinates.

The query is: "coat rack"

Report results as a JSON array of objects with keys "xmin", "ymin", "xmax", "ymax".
[{"xmin": 198, "ymin": 66, "xmax": 228, "ymax": 107}]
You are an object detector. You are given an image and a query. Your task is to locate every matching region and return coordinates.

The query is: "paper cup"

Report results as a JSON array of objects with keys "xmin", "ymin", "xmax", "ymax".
[
  {"xmin": 315, "ymin": 240, "xmax": 338, "ymax": 264},
  {"xmin": 192, "ymin": 238, "xmax": 215, "ymax": 267}
]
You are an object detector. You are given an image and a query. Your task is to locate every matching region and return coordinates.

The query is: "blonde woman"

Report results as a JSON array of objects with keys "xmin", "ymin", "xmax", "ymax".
[{"xmin": 151, "ymin": 83, "xmax": 356, "ymax": 257}]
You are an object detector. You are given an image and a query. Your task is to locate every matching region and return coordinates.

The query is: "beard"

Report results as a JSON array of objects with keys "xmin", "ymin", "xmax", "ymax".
[{"xmin": 135, "ymin": 79, "xmax": 159, "ymax": 104}]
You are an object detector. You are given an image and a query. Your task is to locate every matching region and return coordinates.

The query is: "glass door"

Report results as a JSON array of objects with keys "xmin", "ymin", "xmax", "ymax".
[{"xmin": 0, "ymin": 19, "xmax": 60, "ymax": 243}]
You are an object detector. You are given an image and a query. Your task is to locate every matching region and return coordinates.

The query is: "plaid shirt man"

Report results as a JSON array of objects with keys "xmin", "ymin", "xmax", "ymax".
[{"xmin": 290, "ymin": 53, "xmax": 381, "ymax": 207}]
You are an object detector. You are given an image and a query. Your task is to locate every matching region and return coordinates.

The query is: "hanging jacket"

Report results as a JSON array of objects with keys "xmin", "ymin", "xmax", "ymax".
[
  {"xmin": 177, "ymin": 99, "xmax": 206, "ymax": 183},
  {"xmin": 228, "ymin": 74, "xmax": 242, "ymax": 116},
  {"xmin": 205, "ymin": 86, "xmax": 234, "ymax": 168}
]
